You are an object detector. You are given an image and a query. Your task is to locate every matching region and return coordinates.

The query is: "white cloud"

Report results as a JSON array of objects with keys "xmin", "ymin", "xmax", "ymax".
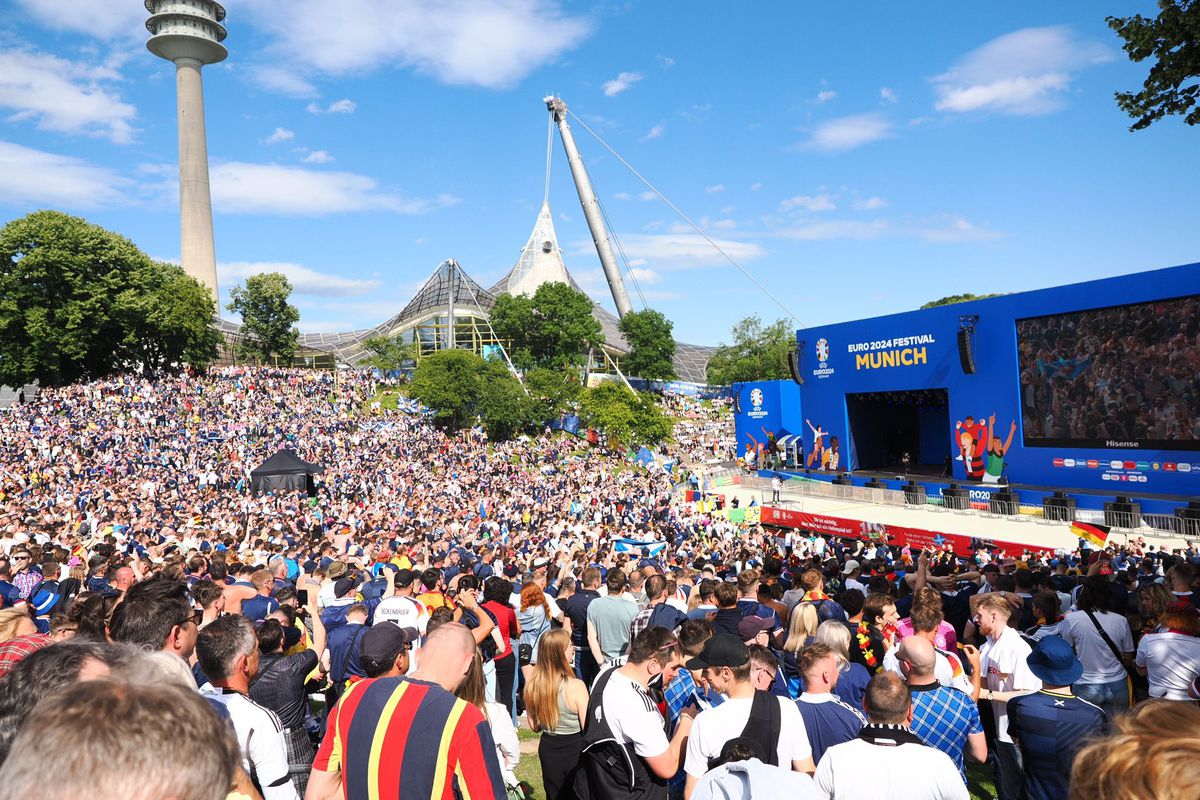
[
  {"xmin": 705, "ymin": 184, "xmax": 725, "ymax": 193},
  {"xmin": 247, "ymin": 66, "xmax": 319, "ymax": 98},
  {"xmin": 13, "ymin": 0, "xmax": 145, "ymax": 40},
  {"xmin": 0, "ymin": 50, "xmax": 137, "ymax": 143},
  {"xmin": 780, "ymin": 194, "xmax": 836, "ymax": 212},
  {"xmin": 880, "ymin": 87, "xmax": 898, "ymax": 103},
  {"xmin": 265, "ymin": 127, "xmax": 295, "ymax": 144},
  {"xmin": 206, "ymin": 162, "xmax": 459, "ymax": 215},
  {"xmin": 773, "ymin": 215, "xmax": 1001, "ymax": 243},
  {"xmin": 855, "ymin": 196, "xmax": 887, "ymax": 210},
  {"xmin": 301, "ymin": 150, "xmax": 334, "ymax": 164},
  {"xmin": 219, "ymin": 261, "xmax": 382, "ymax": 297},
  {"xmin": 933, "ymin": 26, "xmax": 1111, "ymax": 116},
  {"xmin": 307, "ymin": 99, "xmax": 357, "ymax": 114},
  {"xmin": 638, "ymin": 190, "xmax": 658, "ymax": 201},
  {"xmin": 0, "ymin": 140, "xmax": 129, "ymax": 209},
  {"xmin": 816, "ymin": 90, "xmax": 837, "ymax": 103},
  {"xmin": 656, "ymin": 55, "xmax": 675, "ymax": 68},
  {"xmin": 576, "ymin": 233, "xmax": 767, "ymax": 267},
  {"xmin": 798, "ymin": 113, "xmax": 892, "ymax": 153},
  {"xmin": 628, "ymin": 267, "xmax": 661, "ymax": 284},
  {"xmin": 749, "ymin": 182, "xmax": 763, "ymax": 191},
  {"xmin": 603, "ymin": 71, "xmax": 643, "ymax": 97},
  {"xmin": 640, "ymin": 121, "xmax": 666, "ymax": 141},
  {"xmin": 613, "ymin": 191, "xmax": 632, "ymax": 201},
  {"xmin": 247, "ymin": 0, "xmax": 591, "ymax": 89}
]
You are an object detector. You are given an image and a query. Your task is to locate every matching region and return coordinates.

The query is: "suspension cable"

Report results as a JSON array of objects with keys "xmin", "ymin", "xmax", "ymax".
[{"xmin": 566, "ymin": 110, "xmax": 801, "ymax": 326}]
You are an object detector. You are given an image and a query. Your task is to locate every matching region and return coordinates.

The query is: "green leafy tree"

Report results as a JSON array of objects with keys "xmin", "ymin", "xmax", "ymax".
[
  {"xmin": 920, "ymin": 293, "xmax": 1001, "ymax": 309},
  {"xmin": 488, "ymin": 292, "xmax": 537, "ymax": 369},
  {"xmin": 227, "ymin": 272, "xmax": 300, "ymax": 364},
  {"xmin": 490, "ymin": 282, "xmax": 603, "ymax": 370},
  {"xmin": 618, "ymin": 308, "xmax": 677, "ymax": 381},
  {"xmin": 478, "ymin": 359, "xmax": 531, "ymax": 440},
  {"xmin": 578, "ymin": 381, "xmax": 672, "ymax": 450},
  {"xmin": 1108, "ymin": 2, "xmax": 1200, "ymax": 130},
  {"xmin": 705, "ymin": 315, "xmax": 793, "ymax": 385},
  {"xmin": 0, "ymin": 210, "xmax": 218, "ymax": 386},
  {"xmin": 524, "ymin": 366, "xmax": 581, "ymax": 423},
  {"xmin": 361, "ymin": 334, "xmax": 415, "ymax": 372},
  {"xmin": 407, "ymin": 349, "xmax": 530, "ymax": 437}
]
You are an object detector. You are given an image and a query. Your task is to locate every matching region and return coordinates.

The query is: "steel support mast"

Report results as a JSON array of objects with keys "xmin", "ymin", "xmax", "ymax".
[{"xmin": 545, "ymin": 96, "xmax": 634, "ymax": 318}]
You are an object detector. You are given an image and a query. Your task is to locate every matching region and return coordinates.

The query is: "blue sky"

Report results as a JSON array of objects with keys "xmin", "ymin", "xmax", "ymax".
[{"xmin": 0, "ymin": 1, "xmax": 1196, "ymax": 345}]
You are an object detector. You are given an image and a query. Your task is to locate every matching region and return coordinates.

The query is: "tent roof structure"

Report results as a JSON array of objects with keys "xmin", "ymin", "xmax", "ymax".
[
  {"xmin": 219, "ymin": 204, "xmax": 714, "ymax": 383},
  {"xmin": 250, "ymin": 448, "xmax": 323, "ymax": 476}
]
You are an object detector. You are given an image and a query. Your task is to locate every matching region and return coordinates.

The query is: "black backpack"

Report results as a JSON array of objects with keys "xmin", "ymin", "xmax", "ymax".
[{"xmin": 579, "ymin": 668, "xmax": 667, "ymax": 800}]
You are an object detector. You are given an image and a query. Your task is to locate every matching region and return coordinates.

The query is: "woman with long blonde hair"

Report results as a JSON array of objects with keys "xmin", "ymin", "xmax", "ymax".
[
  {"xmin": 780, "ymin": 603, "xmax": 819, "ymax": 697},
  {"xmin": 525, "ymin": 629, "xmax": 588, "ymax": 800}
]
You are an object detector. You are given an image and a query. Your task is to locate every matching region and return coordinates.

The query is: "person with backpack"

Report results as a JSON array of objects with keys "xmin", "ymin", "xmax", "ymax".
[
  {"xmin": 580, "ymin": 626, "xmax": 694, "ymax": 800},
  {"xmin": 682, "ymin": 635, "xmax": 815, "ymax": 799}
]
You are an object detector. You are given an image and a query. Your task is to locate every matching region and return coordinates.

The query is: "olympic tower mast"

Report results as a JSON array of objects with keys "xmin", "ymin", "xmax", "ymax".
[
  {"xmin": 145, "ymin": 0, "xmax": 227, "ymax": 304},
  {"xmin": 545, "ymin": 96, "xmax": 634, "ymax": 318}
]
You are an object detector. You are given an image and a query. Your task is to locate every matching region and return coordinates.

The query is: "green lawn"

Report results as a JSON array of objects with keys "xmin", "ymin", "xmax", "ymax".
[{"xmin": 513, "ymin": 728, "xmax": 997, "ymax": 800}]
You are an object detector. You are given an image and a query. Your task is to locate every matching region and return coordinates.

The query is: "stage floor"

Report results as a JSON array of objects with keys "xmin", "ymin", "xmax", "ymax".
[{"xmin": 722, "ymin": 484, "xmax": 1187, "ymax": 554}]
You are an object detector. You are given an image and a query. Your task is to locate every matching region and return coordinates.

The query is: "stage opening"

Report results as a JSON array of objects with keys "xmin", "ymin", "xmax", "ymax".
[{"xmin": 846, "ymin": 388, "xmax": 950, "ymax": 473}]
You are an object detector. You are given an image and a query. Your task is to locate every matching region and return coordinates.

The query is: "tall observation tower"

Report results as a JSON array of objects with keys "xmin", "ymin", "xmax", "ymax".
[{"xmin": 145, "ymin": 1, "xmax": 227, "ymax": 304}]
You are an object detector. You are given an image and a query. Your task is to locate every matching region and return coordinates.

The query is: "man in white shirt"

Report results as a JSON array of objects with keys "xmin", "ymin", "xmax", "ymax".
[
  {"xmin": 976, "ymin": 594, "xmax": 1041, "ymax": 800},
  {"xmin": 814, "ymin": 672, "xmax": 967, "ymax": 800},
  {"xmin": 683, "ymin": 635, "xmax": 814, "ymax": 799},
  {"xmin": 842, "ymin": 560, "xmax": 867, "ymax": 595}
]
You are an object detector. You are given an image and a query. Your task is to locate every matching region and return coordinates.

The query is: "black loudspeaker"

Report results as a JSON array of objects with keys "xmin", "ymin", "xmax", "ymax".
[
  {"xmin": 787, "ymin": 345, "xmax": 805, "ymax": 386},
  {"xmin": 865, "ymin": 478, "xmax": 886, "ymax": 489},
  {"xmin": 731, "ymin": 390, "xmax": 741, "ymax": 414},
  {"xmin": 1175, "ymin": 501, "xmax": 1200, "ymax": 536},
  {"xmin": 957, "ymin": 329, "xmax": 976, "ymax": 374},
  {"xmin": 1043, "ymin": 490, "xmax": 1077, "ymax": 522},
  {"xmin": 832, "ymin": 474, "xmax": 853, "ymax": 486},
  {"xmin": 990, "ymin": 489, "xmax": 1019, "ymax": 516}
]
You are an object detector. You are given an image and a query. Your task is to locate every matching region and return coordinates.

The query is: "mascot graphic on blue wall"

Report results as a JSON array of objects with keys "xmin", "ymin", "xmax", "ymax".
[{"xmin": 956, "ymin": 413, "xmax": 1017, "ymax": 482}]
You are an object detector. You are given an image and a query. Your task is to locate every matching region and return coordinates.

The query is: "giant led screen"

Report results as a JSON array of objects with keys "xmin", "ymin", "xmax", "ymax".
[{"xmin": 1016, "ymin": 295, "xmax": 1200, "ymax": 450}]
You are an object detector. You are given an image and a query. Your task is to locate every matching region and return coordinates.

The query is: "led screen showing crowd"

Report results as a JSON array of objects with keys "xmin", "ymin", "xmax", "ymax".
[{"xmin": 1016, "ymin": 295, "xmax": 1200, "ymax": 450}]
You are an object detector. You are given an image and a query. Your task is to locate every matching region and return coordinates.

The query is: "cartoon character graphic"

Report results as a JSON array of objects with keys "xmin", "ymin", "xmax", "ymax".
[
  {"xmin": 806, "ymin": 419, "xmax": 827, "ymax": 468},
  {"xmin": 983, "ymin": 414, "xmax": 1018, "ymax": 484},
  {"xmin": 956, "ymin": 414, "xmax": 1016, "ymax": 482},
  {"xmin": 823, "ymin": 436, "xmax": 840, "ymax": 470},
  {"xmin": 955, "ymin": 415, "xmax": 988, "ymax": 480}
]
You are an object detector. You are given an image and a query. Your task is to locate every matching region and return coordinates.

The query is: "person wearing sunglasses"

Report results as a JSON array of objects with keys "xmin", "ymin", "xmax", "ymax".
[{"xmin": 8, "ymin": 549, "xmax": 41, "ymax": 602}]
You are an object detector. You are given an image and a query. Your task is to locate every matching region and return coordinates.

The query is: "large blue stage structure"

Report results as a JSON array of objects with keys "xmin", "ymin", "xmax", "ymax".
[{"xmin": 735, "ymin": 262, "xmax": 1200, "ymax": 516}]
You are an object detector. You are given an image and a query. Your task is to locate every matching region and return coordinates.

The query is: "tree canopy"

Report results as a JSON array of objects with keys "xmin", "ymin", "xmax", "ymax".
[
  {"xmin": 705, "ymin": 315, "xmax": 793, "ymax": 386},
  {"xmin": 227, "ymin": 272, "xmax": 300, "ymax": 364},
  {"xmin": 489, "ymin": 282, "xmax": 603, "ymax": 370},
  {"xmin": 1108, "ymin": 2, "xmax": 1200, "ymax": 130},
  {"xmin": 618, "ymin": 308, "xmax": 677, "ymax": 381},
  {"xmin": 406, "ymin": 349, "xmax": 530, "ymax": 438},
  {"xmin": 920, "ymin": 293, "xmax": 1001, "ymax": 309},
  {"xmin": 523, "ymin": 366, "xmax": 581, "ymax": 423},
  {"xmin": 577, "ymin": 381, "xmax": 673, "ymax": 450},
  {"xmin": 0, "ymin": 210, "xmax": 219, "ymax": 386},
  {"xmin": 361, "ymin": 334, "xmax": 415, "ymax": 373}
]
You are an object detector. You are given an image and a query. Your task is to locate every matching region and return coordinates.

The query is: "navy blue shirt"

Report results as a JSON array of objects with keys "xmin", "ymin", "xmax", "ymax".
[
  {"xmin": 326, "ymin": 622, "xmax": 368, "ymax": 682},
  {"xmin": 796, "ymin": 693, "xmax": 866, "ymax": 765},
  {"xmin": 241, "ymin": 594, "xmax": 280, "ymax": 623},
  {"xmin": 1008, "ymin": 690, "xmax": 1108, "ymax": 800}
]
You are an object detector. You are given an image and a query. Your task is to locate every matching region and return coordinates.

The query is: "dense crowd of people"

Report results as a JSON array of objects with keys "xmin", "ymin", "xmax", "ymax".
[
  {"xmin": 1, "ymin": 367, "xmax": 1199, "ymax": 800},
  {"xmin": 1017, "ymin": 297, "xmax": 1200, "ymax": 443}
]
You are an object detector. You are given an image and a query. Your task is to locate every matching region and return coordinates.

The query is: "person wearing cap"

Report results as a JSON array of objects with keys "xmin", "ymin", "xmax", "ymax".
[
  {"xmin": 682, "ymin": 634, "xmax": 814, "ymax": 799},
  {"xmin": 841, "ymin": 560, "xmax": 866, "ymax": 596},
  {"xmin": 358, "ymin": 621, "xmax": 419, "ymax": 678},
  {"xmin": 373, "ymin": 567, "xmax": 428, "ymax": 638},
  {"xmin": 813, "ymin": 673, "xmax": 968, "ymax": 800},
  {"xmin": 737, "ymin": 615, "xmax": 772, "ymax": 648},
  {"xmin": 1007, "ymin": 635, "xmax": 1108, "ymax": 800}
]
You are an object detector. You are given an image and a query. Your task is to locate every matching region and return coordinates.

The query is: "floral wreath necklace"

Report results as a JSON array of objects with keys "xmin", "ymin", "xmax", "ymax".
[{"xmin": 855, "ymin": 622, "xmax": 878, "ymax": 669}]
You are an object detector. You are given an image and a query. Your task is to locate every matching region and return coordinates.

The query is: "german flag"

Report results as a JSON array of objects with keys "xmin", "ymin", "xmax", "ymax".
[{"xmin": 1071, "ymin": 521, "xmax": 1110, "ymax": 548}]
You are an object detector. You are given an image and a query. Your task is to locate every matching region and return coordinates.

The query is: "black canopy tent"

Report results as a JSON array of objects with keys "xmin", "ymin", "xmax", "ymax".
[{"xmin": 250, "ymin": 449, "xmax": 324, "ymax": 496}]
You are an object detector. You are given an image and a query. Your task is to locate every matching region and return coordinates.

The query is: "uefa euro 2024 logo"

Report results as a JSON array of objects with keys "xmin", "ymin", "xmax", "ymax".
[
  {"xmin": 816, "ymin": 338, "xmax": 830, "ymax": 364},
  {"xmin": 750, "ymin": 388, "xmax": 764, "ymax": 409}
]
